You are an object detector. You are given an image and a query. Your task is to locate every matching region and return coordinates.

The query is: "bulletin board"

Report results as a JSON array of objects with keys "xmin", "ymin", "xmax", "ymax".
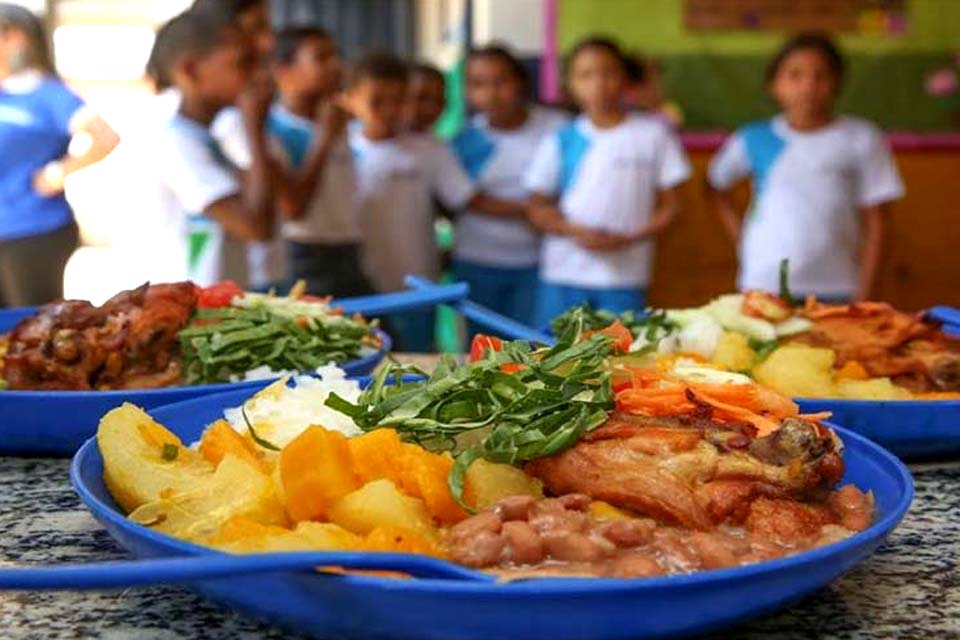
[{"xmin": 684, "ymin": 0, "xmax": 907, "ymax": 33}]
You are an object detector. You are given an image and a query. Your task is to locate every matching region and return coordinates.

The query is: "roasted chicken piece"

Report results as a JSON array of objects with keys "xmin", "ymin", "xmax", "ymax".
[
  {"xmin": 3, "ymin": 282, "xmax": 197, "ymax": 390},
  {"xmin": 791, "ymin": 300, "xmax": 960, "ymax": 393},
  {"xmin": 526, "ymin": 413, "xmax": 844, "ymax": 531}
]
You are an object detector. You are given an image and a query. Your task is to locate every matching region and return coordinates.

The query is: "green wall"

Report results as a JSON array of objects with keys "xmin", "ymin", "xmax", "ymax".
[{"xmin": 558, "ymin": 0, "xmax": 959, "ymax": 130}]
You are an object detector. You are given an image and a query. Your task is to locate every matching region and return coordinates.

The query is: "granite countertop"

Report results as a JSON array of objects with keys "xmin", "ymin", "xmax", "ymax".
[{"xmin": 0, "ymin": 456, "xmax": 956, "ymax": 639}]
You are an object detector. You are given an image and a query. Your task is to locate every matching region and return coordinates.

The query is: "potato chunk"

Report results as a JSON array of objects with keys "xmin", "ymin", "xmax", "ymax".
[
  {"xmin": 463, "ymin": 459, "xmax": 544, "ymax": 510},
  {"xmin": 329, "ymin": 479, "xmax": 437, "ymax": 541},
  {"xmin": 753, "ymin": 345, "xmax": 837, "ymax": 398},
  {"xmin": 98, "ymin": 403, "xmax": 214, "ymax": 513},
  {"xmin": 128, "ymin": 454, "xmax": 287, "ymax": 542}
]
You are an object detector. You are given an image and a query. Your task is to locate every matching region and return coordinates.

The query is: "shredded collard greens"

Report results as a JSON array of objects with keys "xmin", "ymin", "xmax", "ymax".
[
  {"xmin": 551, "ymin": 304, "xmax": 678, "ymax": 345},
  {"xmin": 325, "ymin": 311, "xmax": 616, "ymax": 506},
  {"xmin": 178, "ymin": 306, "xmax": 375, "ymax": 385}
]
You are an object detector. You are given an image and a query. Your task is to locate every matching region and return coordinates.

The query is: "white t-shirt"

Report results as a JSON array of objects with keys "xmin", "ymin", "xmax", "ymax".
[
  {"xmin": 148, "ymin": 113, "xmax": 246, "ymax": 287},
  {"xmin": 525, "ymin": 113, "xmax": 691, "ymax": 288},
  {"xmin": 349, "ymin": 129, "xmax": 475, "ymax": 292},
  {"xmin": 450, "ymin": 106, "xmax": 568, "ymax": 268},
  {"xmin": 708, "ymin": 115, "xmax": 904, "ymax": 297},
  {"xmin": 267, "ymin": 104, "xmax": 360, "ymax": 245}
]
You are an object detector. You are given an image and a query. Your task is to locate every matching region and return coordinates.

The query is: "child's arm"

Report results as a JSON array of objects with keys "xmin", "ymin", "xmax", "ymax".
[
  {"xmin": 574, "ymin": 186, "xmax": 681, "ymax": 251},
  {"xmin": 464, "ymin": 193, "xmax": 528, "ymax": 219},
  {"xmin": 856, "ymin": 204, "xmax": 886, "ymax": 301},
  {"xmin": 205, "ymin": 81, "xmax": 275, "ymax": 241},
  {"xmin": 277, "ymin": 101, "xmax": 349, "ymax": 220},
  {"xmin": 527, "ymin": 193, "xmax": 589, "ymax": 236},
  {"xmin": 709, "ymin": 184, "xmax": 743, "ymax": 243}
]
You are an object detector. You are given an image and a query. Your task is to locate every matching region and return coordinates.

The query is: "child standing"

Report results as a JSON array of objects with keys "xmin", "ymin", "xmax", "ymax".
[
  {"xmin": 525, "ymin": 37, "xmax": 690, "ymax": 325},
  {"xmin": 451, "ymin": 45, "xmax": 567, "ymax": 326},
  {"xmin": 345, "ymin": 53, "xmax": 477, "ymax": 352},
  {"xmin": 269, "ymin": 27, "xmax": 371, "ymax": 297},
  {"xmin": 145, "ymin": 10, "xmax": 274, "ymax": 286},
  {"xmin": 404, "ymin": 63, "xmax": 447, "ymax": 138},
  {"xmin": 709, "ymin": 34, "xmax": 903, "ymax": 302}
]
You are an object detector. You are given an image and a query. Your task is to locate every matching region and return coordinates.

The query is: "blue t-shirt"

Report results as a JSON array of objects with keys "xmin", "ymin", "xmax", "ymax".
[{"xmin": 0, "ymin": 75, "xmax": 84, "ymax": 240}]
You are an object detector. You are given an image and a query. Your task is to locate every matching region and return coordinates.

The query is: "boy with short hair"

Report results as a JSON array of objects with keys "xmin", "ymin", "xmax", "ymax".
[
  {"xmin": 268, "ymin": 26, "xmax": 370, "ymax": 297},
  {"xmin": 344, "ymin": 53, "xmax": 475, "ymax": 351},
  {"xmin": 404, "ymin": 62, "xmax": 447, "ymax": 137},
  {"xmin": 146, "ymin": 10, "xmax": 275, "ymax": 285}
]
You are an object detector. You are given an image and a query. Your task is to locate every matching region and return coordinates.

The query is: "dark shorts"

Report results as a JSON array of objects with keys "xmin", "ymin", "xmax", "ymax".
[
  {"xmin": 0, "ymin": 222, "xmax": 78, "ymax": 307},
  {"xmin": 287, "ymin": 241, "xmax": 374, "ymax": 298}
]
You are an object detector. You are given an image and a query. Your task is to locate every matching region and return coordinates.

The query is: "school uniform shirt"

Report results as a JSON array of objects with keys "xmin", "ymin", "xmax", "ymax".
[
  {"xmin": 0, "ymin": 71, "xmax": 91, "ymax": 241},
  {"xmin": 708, "ymin": 115, "xmax": 904, "ymax": 297},
  {"xmin": 524, "ymin": 112, "xmax": 691, "ymax": 289},
  {"xmin": 267, "ymin": 104, "xmax": 361, "ymax": 246},
  {"xmin": 148, "ymin": 113, "xmax": 247, "ymax": 287},
  {"xmin": 450, "ymin": 106, "xmax": 568, "ymax": 268},
  {"xmin": 349, "ymin": 129, "xmax": 475, "ymax": 292}
]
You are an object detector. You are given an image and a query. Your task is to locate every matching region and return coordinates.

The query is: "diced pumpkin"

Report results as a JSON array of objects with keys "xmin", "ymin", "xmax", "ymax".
[
  {"xmin": 589, "ymin": 500, "xmax": 636, "ymax": 522},
  {"xmin": 835, "ymin": 360, "xmax": 869, "ymax": 381},
  {"xmin": 401, "ymin": 448, "xmax": 467, "ymax": 525},
  {"xmin": 328, "ymin": 479, "xmax": 437, "ymax": 541},
  {"xmin": 347, "ymin": 428, "xmax": 406, "ymax": 485},
  {"xmin": 199, "ymin": 420, "xmax": 267, "ymax": 472},
  {"xmin": 364, "ymin": 526, "xmax": 448, "ymax": 559},
  {"xmin": 463, "ymin": 459, "xmax": 544, "ymax": 510},
  {"xmin": 280, "ymin": 426, "xmax": 359, "ymax": 522}
]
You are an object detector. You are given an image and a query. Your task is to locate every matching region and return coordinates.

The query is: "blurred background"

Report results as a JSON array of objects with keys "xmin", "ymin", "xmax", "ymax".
[{"xmin": 6, "ymin": 0, "xmax": 960, "ymax": 308}]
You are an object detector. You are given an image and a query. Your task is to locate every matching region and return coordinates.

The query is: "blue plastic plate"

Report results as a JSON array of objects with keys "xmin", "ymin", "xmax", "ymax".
[
  {"xmin": 0, "ymin": 302, "xmax": 390, "ymax": 455},
  {"xmin": 70, "ymin": 388, "xmax": 913, "ymax": 640},
  {"xmin": 797, "ymin": 397, "xmax": 960, "ymax": 459}
]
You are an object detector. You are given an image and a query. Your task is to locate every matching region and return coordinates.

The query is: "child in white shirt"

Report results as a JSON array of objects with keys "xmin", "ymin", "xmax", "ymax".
[
  {"xmin": 451, "ymin": 45, "xmax": 567, "ymax": 328},
  {"xmin": 344, "ymin": 53, "xmax": 475, "ymax": 352},
  {"xmin": 144, "ymin": 10, "xmax": 274, "ymax": 287},
  {"xmin": 709, "ymin": 34, "xmax": 903, "ymax": 301},
  {"xmin": 525, "ymin": 37, "xmax": 691, "ymax": 326}
]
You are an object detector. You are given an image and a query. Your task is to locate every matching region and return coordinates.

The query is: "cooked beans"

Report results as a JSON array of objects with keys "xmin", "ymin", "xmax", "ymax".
[{"xmin": 448, "ymin": 486, "xmax": 873, "ymax": 579}]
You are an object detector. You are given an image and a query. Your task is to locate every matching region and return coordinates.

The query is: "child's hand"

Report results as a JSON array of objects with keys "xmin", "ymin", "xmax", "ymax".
[
  {"xmin": 573, "ymin": 229, "xmax": 639, "ymax": 252},
  {"xmin": 528, "ymin": 202, "xmax": 566, "ymax": 233},
  {"xmin": 317, "ymin": 99, "xmax": 349, "ymax": 142},
  {"xmin": 32, "ymin": 161, "xmax": 66, "ymax": 197},
  {"xmin": 237, "ymin": 71, "xmax": 274, "ymax": 130}
]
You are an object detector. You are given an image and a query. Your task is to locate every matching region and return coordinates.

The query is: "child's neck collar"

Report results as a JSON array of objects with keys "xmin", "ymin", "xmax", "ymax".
[
  {"xmin": 584, "ymin": 109, "xmax": 627, "ymax": 129},
  {"xmin": 782, "ymin": 112, "xmax": 836, "ymax": 133}
]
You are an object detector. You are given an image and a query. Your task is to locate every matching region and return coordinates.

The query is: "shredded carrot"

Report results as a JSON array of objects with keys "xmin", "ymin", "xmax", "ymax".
[{"xmin": 797, "ymin": 411, "xmax": 833, "ymax": 422}]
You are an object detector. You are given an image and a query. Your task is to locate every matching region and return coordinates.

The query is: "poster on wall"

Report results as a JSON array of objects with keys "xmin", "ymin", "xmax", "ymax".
[{"xmin": 684, "ymin": 0, "xmax": 908, "ymax": 34}]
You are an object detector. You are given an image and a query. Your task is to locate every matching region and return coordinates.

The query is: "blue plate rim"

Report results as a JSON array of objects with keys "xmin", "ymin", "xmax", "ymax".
[
  {"xmin": 795, "ymin": 396, "xmax": 960, "ymax": 407},
  {"xmin": 70, "ymin": 398, "xmax": 915, "ymax": 595},
  {"xmin": 0, "ymin": 329, "xmax": 390, "ymax": 399}
]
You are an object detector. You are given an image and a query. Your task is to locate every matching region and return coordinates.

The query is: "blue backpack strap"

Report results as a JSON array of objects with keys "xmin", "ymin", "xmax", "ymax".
[
  {"xmin": 450, "ymin": 125, "xmax": 495, "ymax": 180},
  {"xmin": 740, "ymin": 119, "xmax": 786, "ymax": 194},
  {"xmin": 557, "ymin": 122, "xmax": 591, "ymax": 194}
]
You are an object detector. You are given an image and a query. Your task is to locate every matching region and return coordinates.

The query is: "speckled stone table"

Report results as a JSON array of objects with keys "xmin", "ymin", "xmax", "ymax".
[{"xmin": 0, "ymin": 459, "xmax": 957, "ymax": 640}]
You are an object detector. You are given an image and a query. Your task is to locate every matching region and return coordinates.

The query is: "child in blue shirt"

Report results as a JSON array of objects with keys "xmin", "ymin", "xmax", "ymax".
[
  {"xmin": 525, "ymin": 38, "xmax": 691, "ymax": 326},
  {"xmin": 451, "ymin": 45, "xmax": 567, "ymax": 328}
]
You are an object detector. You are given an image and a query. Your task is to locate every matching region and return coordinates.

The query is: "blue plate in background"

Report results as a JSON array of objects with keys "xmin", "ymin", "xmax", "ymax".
[
  {"xmin": 797, "ymin": 397, "xmax": 960, "ymax": 459},
  {"xmin": 69, "ymin": 387, "xmax": 913, "ymax": 640},
  {"xmin": 0, "ymin": 302, "xmax": 390, "ymax": 455}
]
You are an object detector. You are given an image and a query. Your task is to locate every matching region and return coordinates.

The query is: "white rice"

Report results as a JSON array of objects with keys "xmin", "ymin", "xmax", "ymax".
[{"xmin": 222, "ymin": 364, "xmax": 363, "ymax": 448}]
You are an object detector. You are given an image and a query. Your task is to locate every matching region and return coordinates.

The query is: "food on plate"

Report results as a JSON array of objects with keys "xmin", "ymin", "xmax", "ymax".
[
  {"xmin": 98, "ymin": 317, "xmax": 874, "ymax": 579},
  {"xmin": 4, "ymin": 282, "xmax": 196, "ymax": 390},
  {"xmin": 2, "ymin": 281, "xmax": 381, "ymax": 391},
  {"xmin": 555, "ymin": 290, "xmax": 960, "ymax": 400}
]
